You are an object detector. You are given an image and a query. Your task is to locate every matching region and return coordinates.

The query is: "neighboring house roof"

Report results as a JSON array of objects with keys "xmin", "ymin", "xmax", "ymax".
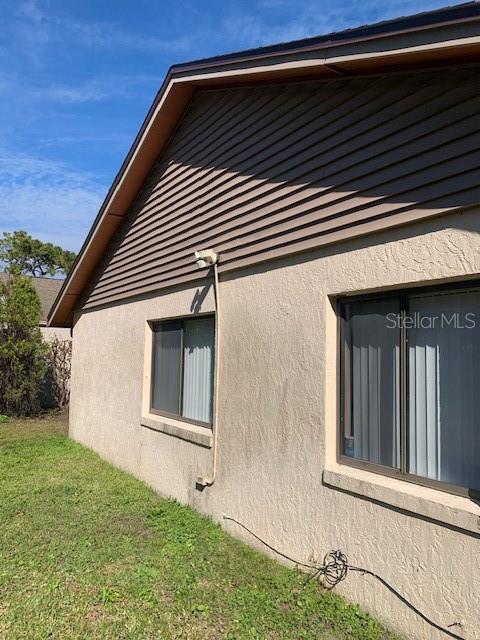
[
  {"xmin": 0, "ymin": 273, "xmax": 64, "ymax": 326},
  {"xmin": 48, "ymin": 2, "xmax": 480, "ymax": 327}
]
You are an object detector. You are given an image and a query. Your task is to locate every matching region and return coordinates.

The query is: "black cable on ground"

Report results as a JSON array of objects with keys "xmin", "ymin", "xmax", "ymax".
[
  {"xmin": 223, "ymin": 515, "xmax": 469, "ymax": 640},
  {"xmin": 223, "ymin": 515, "xmax": 317, "ymax": 569}
]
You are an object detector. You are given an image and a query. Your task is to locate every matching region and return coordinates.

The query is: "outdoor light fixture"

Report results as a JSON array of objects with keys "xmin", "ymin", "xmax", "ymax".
[{"xmin": 194, "ymin": 249, "xmax": 217, "ymax": 269}]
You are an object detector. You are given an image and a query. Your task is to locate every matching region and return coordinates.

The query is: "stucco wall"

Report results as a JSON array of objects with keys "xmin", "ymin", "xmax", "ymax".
[
  {"xmin": 40, "ymin": 326, "xmax": 71, "ymax": 342},
  {"xmin": 70, "ymin": 208, "xmax": 480, "ymax": 640}
]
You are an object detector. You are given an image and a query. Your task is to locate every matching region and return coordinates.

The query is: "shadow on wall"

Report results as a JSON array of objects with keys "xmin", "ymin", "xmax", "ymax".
[{"xmin": 190, "ymin": 284, "xmax": 212, "ymax": 313}]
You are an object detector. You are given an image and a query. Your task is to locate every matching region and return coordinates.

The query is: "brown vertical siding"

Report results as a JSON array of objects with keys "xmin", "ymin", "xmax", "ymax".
[{"xmin": 81, "ymin": 67, "xmax": 480, "ymax": 310}]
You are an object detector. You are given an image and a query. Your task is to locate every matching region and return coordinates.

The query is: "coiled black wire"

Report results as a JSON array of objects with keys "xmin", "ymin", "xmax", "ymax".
[{"xmin": 223, "ymin": 515, "xmax": 469, "ymax": 640}]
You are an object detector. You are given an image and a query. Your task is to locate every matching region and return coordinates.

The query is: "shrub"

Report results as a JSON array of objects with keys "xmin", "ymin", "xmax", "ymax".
[
  {"xmin": 0, "ymin": 274, "xmax": 48, "ymax": 415},
  {"xmin": 46, "ymin": 337, "xmax": 71, "ymax": 408}
]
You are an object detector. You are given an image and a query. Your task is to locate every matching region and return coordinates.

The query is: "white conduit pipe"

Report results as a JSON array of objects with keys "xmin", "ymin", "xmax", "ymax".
[{"xmin": 196, "ymin": 255, "xmax": 221, "ymax": 487}]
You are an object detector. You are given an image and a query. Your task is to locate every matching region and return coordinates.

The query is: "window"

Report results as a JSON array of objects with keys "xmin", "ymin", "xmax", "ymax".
[
  {"xmin": 339, "ymin": 283, "xmax": 480, "ymax": 496},
  {"xmin": 151, "ymin": 316, "xmax": 215, "ymax": 426}
]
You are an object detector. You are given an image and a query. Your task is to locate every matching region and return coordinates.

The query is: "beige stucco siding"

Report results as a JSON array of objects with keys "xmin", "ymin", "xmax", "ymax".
[
  {"xmin": 40, "ymin": 326, "xmax": 71, "ymax": 342},
  {"xmin": 71, "ymin": 207, "xmax": 480, "ymax": 640}
]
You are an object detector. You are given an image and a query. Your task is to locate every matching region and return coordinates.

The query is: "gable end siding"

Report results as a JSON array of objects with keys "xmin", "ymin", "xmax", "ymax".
[{"xmin": 81, "ymin": 67, "xmax": 480, "ymax": 310}]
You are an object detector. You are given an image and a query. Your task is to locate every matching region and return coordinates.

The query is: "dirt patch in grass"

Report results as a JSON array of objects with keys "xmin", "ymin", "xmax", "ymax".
[{"xmin": 107, "ymin": 514, "xmax": 156, "ymax": 539}]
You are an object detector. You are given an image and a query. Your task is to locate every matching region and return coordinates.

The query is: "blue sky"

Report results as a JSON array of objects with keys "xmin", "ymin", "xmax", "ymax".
[{"xmin": 0, "ymin": 0, "xmax": 455, "ymax": 252}]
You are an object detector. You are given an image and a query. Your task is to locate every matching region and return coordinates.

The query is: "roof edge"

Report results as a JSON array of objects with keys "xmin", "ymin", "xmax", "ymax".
[{"xmin": 170, "ymin": 2, "xmax": 480, "ymax": 71}]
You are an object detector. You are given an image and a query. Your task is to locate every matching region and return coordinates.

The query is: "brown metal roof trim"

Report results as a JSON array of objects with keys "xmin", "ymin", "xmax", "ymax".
[{"xmin": 48, "ymin": 3, "xmax": 480, "ymax": 327}]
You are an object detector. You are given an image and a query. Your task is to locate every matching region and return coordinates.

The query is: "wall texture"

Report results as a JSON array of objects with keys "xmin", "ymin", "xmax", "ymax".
[
  {"xmin": 80, "ymin": 66, "xmax": 480, "ymax": 310},
  {"xmin": 40, "ymin": 326, "xmax": 71, "ymax": 342},
  {"xmin": 71, "ymin": 207, "xmax": 480, "ymax": 640}
]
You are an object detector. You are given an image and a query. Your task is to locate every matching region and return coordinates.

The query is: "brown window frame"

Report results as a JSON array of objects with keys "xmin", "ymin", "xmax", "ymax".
[
  {"xmin": 338, "ymin": 280, "xmax": 480, "ymax": 500},
  {"xmin": 150, "ymin": 314, "xmax": 215, "ymax": 429}
]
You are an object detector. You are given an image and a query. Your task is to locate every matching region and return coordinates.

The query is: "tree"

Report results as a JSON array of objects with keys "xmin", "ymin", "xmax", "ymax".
[
  {"xmin": 0, "ymin": 274, "xmax": 48, "ymax": 415},
  {"xmin": 0, "ymin": 230, "xmax": 76, "ymax": 277}
]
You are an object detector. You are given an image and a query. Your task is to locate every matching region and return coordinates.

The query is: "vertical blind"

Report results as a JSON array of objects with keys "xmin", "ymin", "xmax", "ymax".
[
  {"xmin": 345, "ymin": 299, "xmax": 400, "ymax": 468},
  {"xmin": 152, "ymin": 320, "xmax": 182, "ymax": 415},
  {"xmin": 151, "ymin": 316, "xmax": 215, "ymax": 425},
  {"xmin": 408, "ymin": 290, "xmax": 480, "ymax": 489}
]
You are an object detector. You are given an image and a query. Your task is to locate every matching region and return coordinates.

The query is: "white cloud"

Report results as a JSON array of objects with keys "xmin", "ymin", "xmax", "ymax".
[
  {"xmin": 64, "ymin": 19, "xmax": 193, "ymax": 54},
  {"xmin": 13, "ymin": 0, "xmax": 51, "ymax": 62},
  {"xmin": 0, "ymin": 73, "xmax": 10, "ymax": 94},
  {"xmin": 36, "ymin": 81, "xmax": 112, "ymax": 104},
  {"xmin": 0, "ymin": 152, "xmax": 105, "ymax": 250},
  {"xmin": 34, "ymin": 73, "xmax": 159, "ymax": 104},
  {"xmin": 14, "ymin": 0, "xmax": 193, "ymax": 59},
  {"xmin": 18, "ymin": 0, "xmax": 45, "ymax": 24},
  {"xmin": 36, "ymin": 132, "xmax": 132, "ymax": 150}
]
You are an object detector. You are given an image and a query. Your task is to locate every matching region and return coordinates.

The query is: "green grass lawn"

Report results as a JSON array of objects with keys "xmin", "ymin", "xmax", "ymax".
[{"xmin": 0, "ymin": 414, "xmax": 395, "ymax": 640}]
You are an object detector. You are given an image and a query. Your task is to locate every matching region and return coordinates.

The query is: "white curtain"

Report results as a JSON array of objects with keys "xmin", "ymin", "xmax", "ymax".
[
  {"xmin": 409, "ymin": 290, "xmax": 480, "ymax": 489},
  {"xmin": 182, "ymin": 317, "xmax": 215, "ymax": 424}
]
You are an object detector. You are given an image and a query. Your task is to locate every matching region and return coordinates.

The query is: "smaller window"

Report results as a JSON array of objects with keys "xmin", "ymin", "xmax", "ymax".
[{"xmin": 151, "ymin": 316, "xmax": 215, "ymax": 426}]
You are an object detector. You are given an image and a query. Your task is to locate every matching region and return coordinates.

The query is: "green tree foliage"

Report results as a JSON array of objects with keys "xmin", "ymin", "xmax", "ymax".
[
  {"xmin": 0, "ymin": 274, "xmax": 48, "ymax": 415},
  {"xmin": 0, "ymin": 230, "xmax": 76, "ymax": 277}
]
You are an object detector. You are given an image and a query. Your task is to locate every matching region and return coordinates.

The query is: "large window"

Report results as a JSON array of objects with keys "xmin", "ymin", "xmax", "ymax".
[
  {"xmin": 151, "ymin": 316, "xmax": 215, "ymax": 426},
  {"xmin": 339, "ymin": 283, "xmax": 480, "ymax": 496}
]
